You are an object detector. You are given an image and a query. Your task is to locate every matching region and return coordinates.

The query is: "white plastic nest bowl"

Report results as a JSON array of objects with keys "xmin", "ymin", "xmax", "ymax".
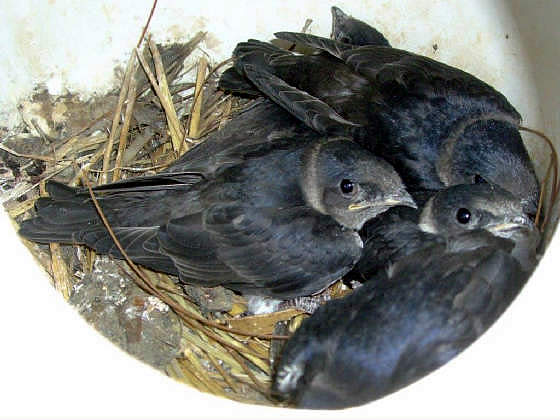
[{"xmin": 0, "ymin": 0, "xmax": 558, "ymax": 418}]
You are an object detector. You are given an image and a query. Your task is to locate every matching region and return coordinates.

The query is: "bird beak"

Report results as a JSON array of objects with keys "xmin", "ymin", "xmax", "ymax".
[
  {"xmin": 348, "ymin": 202, "xmax": 370, "ymax": 211},
  {"xmin": 347, "ymin": 191, "xmax": 417, "ymax": 211},
  {"xmin": 488, "ymin": 214, "xmax": 535, "ymax": 233},
  {"xmin": 383, "ymin": 192, "xmax": 417, "ymax": 209}
]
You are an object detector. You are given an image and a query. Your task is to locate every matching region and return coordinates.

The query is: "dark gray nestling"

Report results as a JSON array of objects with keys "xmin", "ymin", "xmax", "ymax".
[
  {"xmin": 355, "ymin": 182, "xmax": 541, "ymax": 279},
  {"xmin": 19, "ymin": 103, "xmax": 414, "ymax": 300},
  {"xmin": 272, "ymin": 183, "xmax": 540, "ymax": 408}
]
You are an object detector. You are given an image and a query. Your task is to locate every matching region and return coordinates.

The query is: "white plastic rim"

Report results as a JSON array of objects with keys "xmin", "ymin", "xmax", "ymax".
[{"xmin": 1, "ymin": 1, "xmax": 559, "ymax": 418}]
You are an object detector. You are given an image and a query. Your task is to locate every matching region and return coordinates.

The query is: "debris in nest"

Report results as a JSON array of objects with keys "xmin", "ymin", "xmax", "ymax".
[
  {"xmin": 69, "ymin": 257, "xmax": 182, "ymax": 370},
  {"xmin": 227, "ymin": 309, "xmax": 304, "ymax": 337},
  {"xmin": 134, "ymin": 33, "xmax": 207, "ymax": 101},
  {"xmin": 0, "ymin": 32, "xmax": 245, "ymax": 210},
  {"xmin": 182, "ymin": 284, "xmax": 235, "ymax": 313},
  {"xmin": 269, "ymin": 321, "xmax": 290, "ymax": 368},
  {"xmin": 0, "ymin": 135, "xmax": 50, "ymax": 179},
  {"xmin": 247, "ymin": 296, "xmax": 282, "ymax": 315},
  {"xmin": 278, "ymin": 293, "xmax": 332, "ymax": 314},
  {"xmin": 19, "ymin": 90, "xmax": 118, "ymax": 140}
]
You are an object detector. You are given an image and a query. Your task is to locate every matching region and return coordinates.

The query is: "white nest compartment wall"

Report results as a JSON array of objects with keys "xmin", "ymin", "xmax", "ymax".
[{"xmin": 0, "ymin": 0, "xmax": 558, "ymax": 418}]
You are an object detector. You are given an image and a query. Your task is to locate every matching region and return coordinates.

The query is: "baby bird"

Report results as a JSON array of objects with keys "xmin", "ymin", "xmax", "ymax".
[
  {"xmin": 356, "ymin": 182, "xmax": 540, "ymax": 278},
  {"xmin": 271, "ymin": 182, "xmax": 539, "ymax": 408},
  {"xmin": 19, "ymin": 120, "xmax": 414, "ymax": 299},
  {"xmin": 221, "ymin": 11, "xmax": 539, "ymax": 215}
]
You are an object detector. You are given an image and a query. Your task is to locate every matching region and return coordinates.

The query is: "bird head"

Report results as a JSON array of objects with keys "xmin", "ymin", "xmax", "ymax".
[
  {"xmin": 301, "ymin": 138, "xmax": 416, "ymax": 230},
  {"xmin": 330, "ymin": 6, "xmax": 357, "ymax": 44},
  {"xmin": 418, "ymin": 183, "xmax": 537, "ymax": 240},
  {"xmin": 330, "ymin": 6, "xmax": 390, "ymax": 47},
  {"xmin": 436, "ymin": 119, "xmax": 540, "ymax": 217}
]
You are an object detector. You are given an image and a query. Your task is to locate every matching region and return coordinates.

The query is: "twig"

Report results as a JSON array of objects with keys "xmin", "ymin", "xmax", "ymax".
[
  {"xmin": 59, "ymin": 110, "xmax": 113, "ymax": 143},
  {"xmin": 204, "ymin": 350, "xmax": 241, "ymax": 394},
  {"xmin": 181, "ymin": 348, "xmax": 227, "ymax": 396},
  {"xmin": 536, "ymin": 156, "xmax": 553, "ymax": 230},
  {"xmin": 71, "ymin": 141, "xmax": 112, "ymax": 187},
  {"xmin": 30, "ymin": 119, "xmax": 57, "ymax": 145},
  {"xmin": 152, "ymin": 39, "xmax": 184, "ymax": 139},
  {"xmin": 134, "ymin": 32, "xmax": 207, "ymax": 100},
  {"xmin": 0, "ymin": 143, "xmax": 56, "ymax": 162},
  {"xmin": 137, "ymin": 0, "xmax": 158, "ymax": 48},
  {"xmin": 148, "ymin": 37, "xmax": 185, "ymax": 150},
  {"xmin": 101, "ymin": 54, "xmax": 136, "ymax": 184},
  {"xmin": 88, "ymin": 163, "xmax": 169, "ymax": 174},
  {"xmin": 226, "ymin": 347, "xmax": 270, "ymax": 398},
  {"xmin": 166, "ymin": 358, "xmax": 194, "ymax": 388},
  {"xmin": 113, "ymin": 67, "xmax": 138, "ymax": 182},
  {"xmin": 48, "ymin": 243, "xmax": 73, "ymax": 300},
  {"xmin": 180, "ymin": 57, "xmax": 233, "ymax": 153},
  {"xmin": 188, "ymin": 57, "xmax": 208, "ymax": 140},
  {"xmin": 301, "ymin": 18, "xmax": 313, "ymax": 33},
  {"xmin": 136, "ymin": 43, "xmax": 184, "ymax": 153},
  {"xmin": 520, "ymin": 126, "xmax": 559, "ymax": 231},
  {"xmin": 7, "ymin": 163, "xmax": 70, "ymax": 202},
  {"xmin": 39, "ymin": 182, "xmax": 72, "ymax": 300},
  {"xmin": 55, "ymin": 133, "xmax": 108, "ymax": 160}
]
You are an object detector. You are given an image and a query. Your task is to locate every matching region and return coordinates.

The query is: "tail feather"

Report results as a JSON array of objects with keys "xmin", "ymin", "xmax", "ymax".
[
  {"xmin": 19, "ymin": 180, "xmax": 181, "ymax": 275},
  {"xmin": 19, "ymin": 181, "xmax": 97, "ymax": 244},
  {"xmin": 45, "ymin": 181, "xmax": 77, "ymax": 198},
  {"xmin": 76, "ymin": 226, "xmax": 177, "ymax": 275},
  {"xmin": 19, "ymin": 195, "xmax": 100, "ymax": 244}
]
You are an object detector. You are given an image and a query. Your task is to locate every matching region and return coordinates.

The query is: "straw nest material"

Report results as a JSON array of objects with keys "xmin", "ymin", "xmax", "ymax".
[{"xmin": 1, "ymin": 13, "xmax": 559, "ymax": 408}]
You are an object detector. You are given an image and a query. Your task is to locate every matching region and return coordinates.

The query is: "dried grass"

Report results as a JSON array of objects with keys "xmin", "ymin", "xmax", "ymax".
[{"xmin": 1, "ymin": 26, "xmax": 302, "ymax": 406}]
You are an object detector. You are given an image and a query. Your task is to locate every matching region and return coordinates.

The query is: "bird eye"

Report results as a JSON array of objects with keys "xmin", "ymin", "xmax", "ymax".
[
  {"xmin": 340, "ymin": 179, "xmax": 354, "ymax": 194},
  {"xmin": 473, "ymin": 174, "xmax": 486, "ymax": 184},
  {"xmin": 456, "ymin": 208, "xmax": 471, "ymax": 224}
]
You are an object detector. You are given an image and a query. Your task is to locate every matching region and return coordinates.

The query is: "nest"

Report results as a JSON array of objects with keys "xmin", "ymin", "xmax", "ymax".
[{"xmin": 2, "ymin": 4, "xmax": 559, "ymax": 408}]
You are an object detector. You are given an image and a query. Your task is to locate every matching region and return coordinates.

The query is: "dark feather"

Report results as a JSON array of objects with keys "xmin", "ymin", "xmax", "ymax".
[
  {"xmin": 19, "ymin": 103, "xmax": 411, "ymax": 299},
  {"xmin": 226, "ymin": 32, "xmax": 538, "ymax": 210},
  {"xmin": 273, "ymin": 232, "xmax": 533, "ymax": 408}
]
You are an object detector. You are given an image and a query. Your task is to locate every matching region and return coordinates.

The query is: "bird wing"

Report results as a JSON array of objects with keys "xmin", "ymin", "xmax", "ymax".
[
  {"xmin": 166, "ymin": 99, "xmax": 318, "ymax": 175},
  {"xmin": 232, "ymin": 38, "xmax": 375, "ymax": 127},
  {"xmin": 342, "ymin": 46, "xmax": 519, "ymax": 117},
  {"xmin": 240, "ymin": 62, "xmax": 360, "ymax": 134},
  {"xmin": 76, "ymin": 226, "xmax": 179, "ymax": 275},
  {"xmin": 218, "ymin": 66, "xmax": 262, "ymax": 97},
  {"xmin": 157, "ymin": 212, "xmax": 238, "ymax": 288},
  {"xmin": 206, "ymin": 204, "xmax": 363, "ymax": 298},
  {"xmin": 90, "ymin": 172, "xmax": 205, "ymax": 194},
  {"xmin": 274, "ymin": 32, "xmax": 356, "ymax": 60},
  {"xmin": 159, "ymin": 204, "xmax": 362, "ymax": 299},
  {"xmin": 274, "ymin": 32, "xmax": 521, "ymax": 121}
]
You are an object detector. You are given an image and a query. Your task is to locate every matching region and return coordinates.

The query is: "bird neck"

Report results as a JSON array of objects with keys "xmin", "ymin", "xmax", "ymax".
[{"xmin": 299, "ymin": 141, "xmax": 328, "ymax": 215}]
